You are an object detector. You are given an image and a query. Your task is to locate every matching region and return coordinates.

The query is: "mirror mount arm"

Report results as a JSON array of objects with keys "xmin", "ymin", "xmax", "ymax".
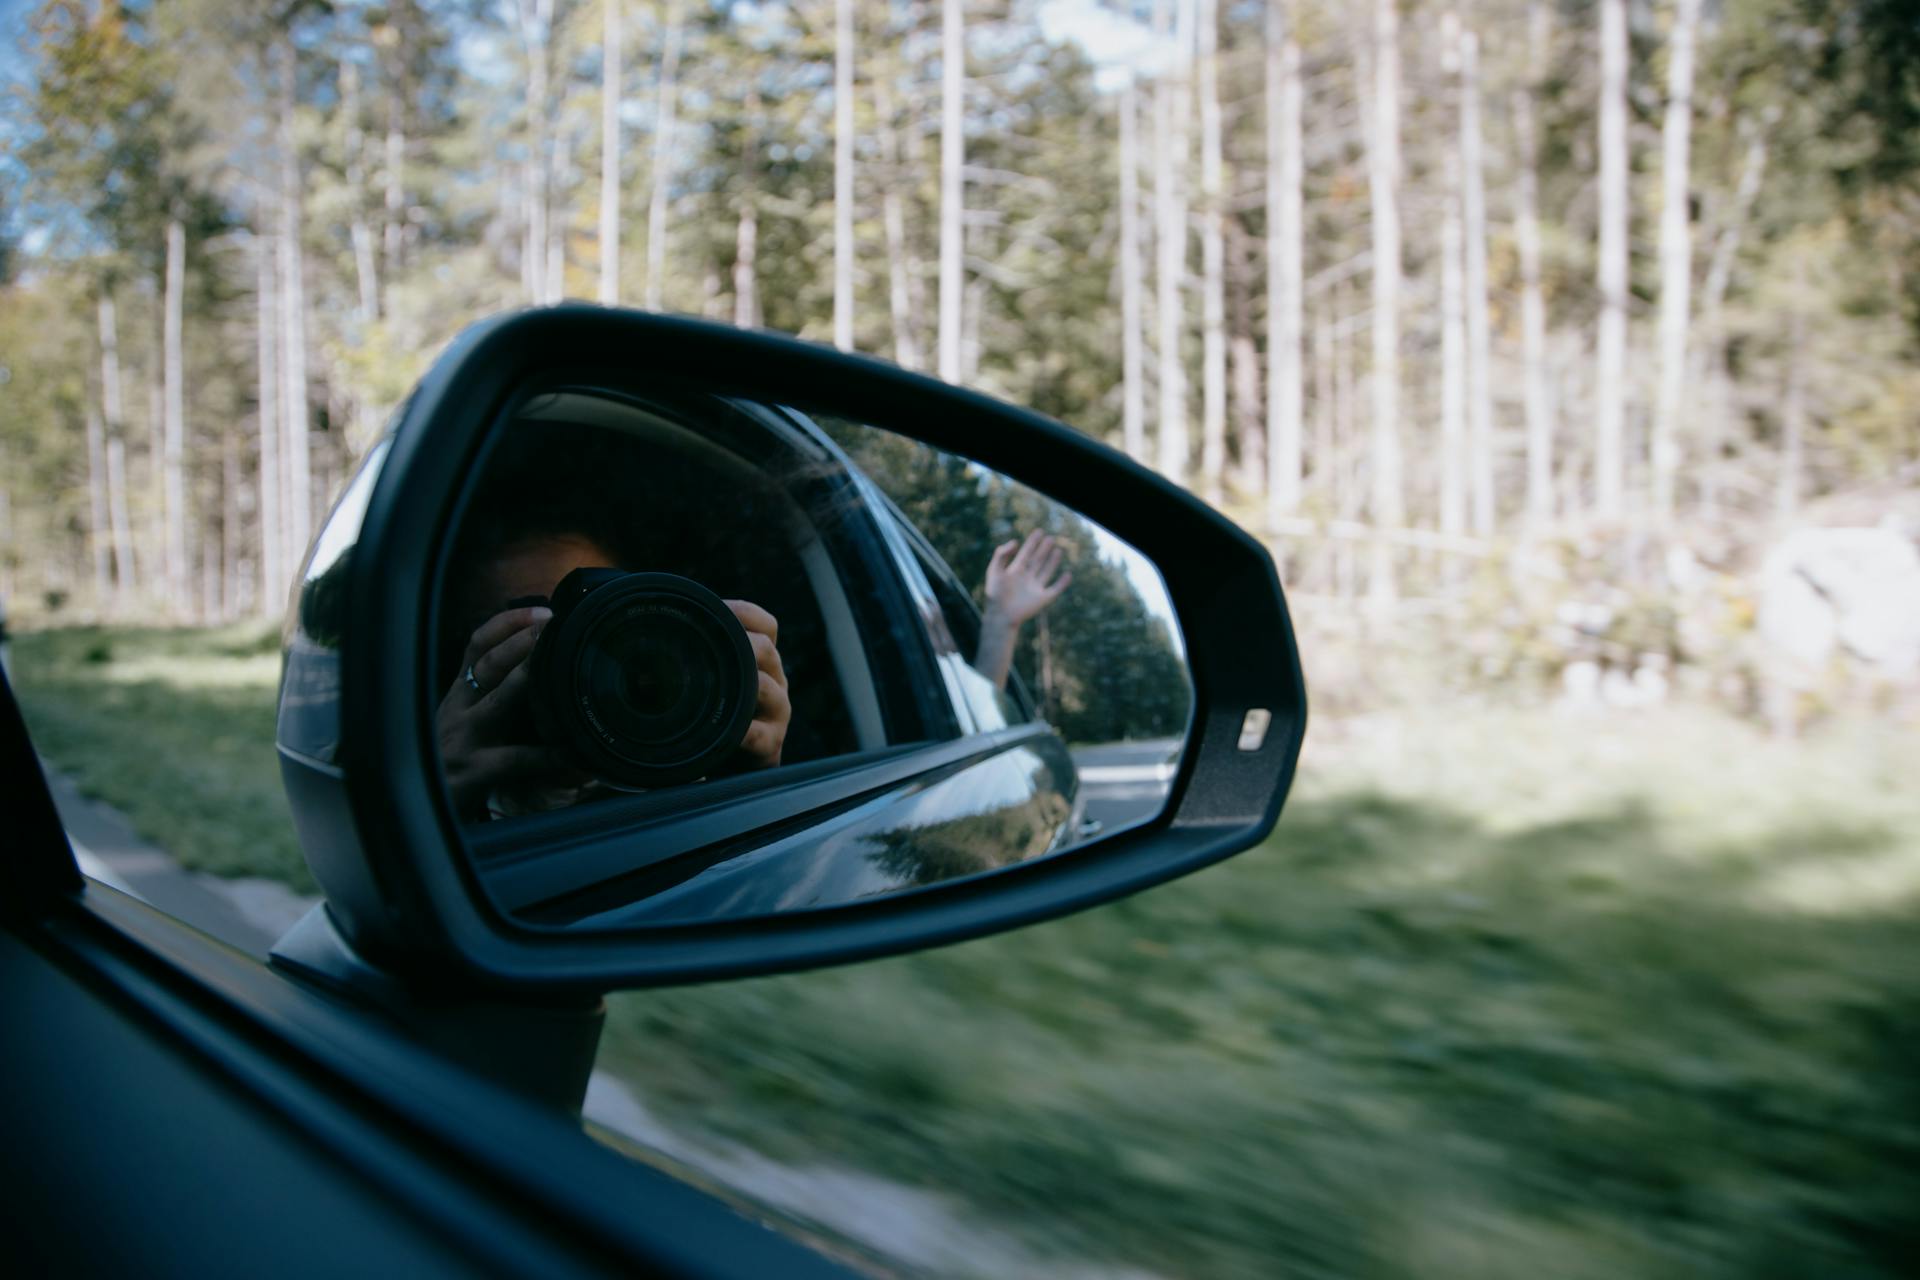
[{"xmin": 269, "ymin": 905, "xmax": 605, "ymax": 1115}]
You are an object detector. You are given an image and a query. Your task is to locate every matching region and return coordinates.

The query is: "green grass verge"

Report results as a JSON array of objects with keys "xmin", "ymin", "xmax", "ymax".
[
  {"xmin": 11, "ymin": 623, "xmax": 311, "ymax": 891},
  {"xmin": 14, "ymin": 624, "xmax": 1920, "ymax": 1277}
]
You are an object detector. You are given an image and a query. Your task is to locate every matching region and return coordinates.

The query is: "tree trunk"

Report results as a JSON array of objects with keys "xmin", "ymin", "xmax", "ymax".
[
  {"xmin": 1777, "ymin": 292, "xmax": 1805, "ymax": 523},
  {"xmin": 106, "ymin": 433, "xmax": 134, "ymax": 613},
  {"xmin": 874, "ymin": 74, "xmax": 919, "ymax": 369},
  {"xmin": 85, "ymin": 404, "xmax": 111, "ymax": 607},
  {"xmin": 938, "ymin": 0, "xmax": 964, "ymax": 382},
  {"xmin": 1652, "ymin": 0, "xmax": 1701, "ymax": 521},
  {"xmin": 1440, "ymin": 17, "xmax": 1467, "ymax": 538},
  {"xmin": 734, "ymin": 88, "xmax": 763, "ymax": 329},
  {"xmin": 1228, "ymin": 218, "xmax": 1264, "ymax": 492},
  {"xmin": 341, "ymin": 56, "xmax": 380, "ymax": 323},
  {"xmin": 518, "ymin": 0, "xmax": 556, "ymax": 305},
  {"xmin": 222, "ymin": 426, "xmax": 243, "ymax": 620},
  {"xmin": 645, "ymin": 0, "xmax": 683, "ymax": 312},
  {"xmin": 163, "ymin": 217, "xmax": 189, "ymax": 612},
  {"xmin": 599, "ymin": 0, "xmax": 623, "ymax": 305},
  {"xmin": 1198, "ymin": 0, "xmax": 1227, "ymax": 503},
  {"xmin": 1119, "ymin": 81, "xmax": 1146, "ymax": 463},
  {"xmin": 1694, "ymin": 121, "xmax": 1768, "ymax": 518},
  {"xmin": 1459, "ymin": 25, "xmax": 1494, "ymax": 537},
  {"xmin": 382, "ymin": 4, "xmax": 409, "ymax": 315},
  {"xmin": 834, "ymin": 0, "xmax": 856, "ymax": 350},
  {"xmin": 279, "ymin": 41, "xmax": 313, "ymax": 577},
  {"xmin": 256, "ymin": 232, "xmax": 282, "ymax": 613},
  {"xmin": 1516, "ymin": 0, "xmax": 1552, "ymax": 530},
  {"xmin": 1265, "ymin": 0, "xmax": 1303, "ymax": 523},
  {"xmin": 97, "ymin": 293, "xmax": 132, "ymax": 600},
  {"xmin": 1595, "ymin": 0, "xmax": 1630, "ymax": 518},
  {"xmin": 1154, "ymin": 0, "xmax": 1194, "ymax": 483},
  {"xmin": 1366, "ymin": 0, "xmax": 1403, "ymax": 603}
]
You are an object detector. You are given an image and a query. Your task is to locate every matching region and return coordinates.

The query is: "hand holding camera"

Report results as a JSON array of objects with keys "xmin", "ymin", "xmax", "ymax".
[{"xmin": 437, "ymin": 570, "xmax": 790, "ymax": 822}]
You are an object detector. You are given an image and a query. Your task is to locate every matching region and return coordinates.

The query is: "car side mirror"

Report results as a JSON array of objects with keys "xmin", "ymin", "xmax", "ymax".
[{"xmin": 273, "ymin": 307, "xmax": 1305, "ymax": 997}]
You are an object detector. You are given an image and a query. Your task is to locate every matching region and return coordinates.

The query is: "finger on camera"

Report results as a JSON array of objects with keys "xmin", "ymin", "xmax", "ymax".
[
  {"xmin": 725, "ymin": 599, "xmax": 778, "ymax": 645},
  {"xmin": 472, "ymin": 624, "xmax": 541, "ymax": 692},
  {"xmin": 462, "ymin": 606, "xmax": 550, "ymax": 671},
  {"xmin": 747, "ymin": 630, "xmax": 786, "ymax": 683},
  {"xmin": 755, "ymin": 669, "xmax": 791, "ymax": 723}
]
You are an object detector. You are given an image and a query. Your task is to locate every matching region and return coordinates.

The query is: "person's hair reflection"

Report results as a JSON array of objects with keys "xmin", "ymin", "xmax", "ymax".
[
  {"xmin": 437, "ymin": 449, "xmax": 790, "ymax": 823},
  {"xmin": 974, "ymin": 528, "xmax": 1071, "ymax": 689}
]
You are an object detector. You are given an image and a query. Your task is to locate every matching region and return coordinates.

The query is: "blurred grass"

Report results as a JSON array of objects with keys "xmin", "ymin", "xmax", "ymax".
[
  {"xmin": 9, "ymin": 623, "xmax": 311, "ymax": 891},
  {"xmin": 13, "ymin": 624, "xmax": 1920, "ymax": 1277}
]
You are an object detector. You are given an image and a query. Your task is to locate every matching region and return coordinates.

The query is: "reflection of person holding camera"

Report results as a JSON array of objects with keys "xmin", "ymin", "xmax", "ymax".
[
  {"xmin": 974, "ymin": 528, "xmax": 1071, "ymax": 690},
  {"xmin": 438, "ymin": 529, "xmax": 790, "ymax": 823}
]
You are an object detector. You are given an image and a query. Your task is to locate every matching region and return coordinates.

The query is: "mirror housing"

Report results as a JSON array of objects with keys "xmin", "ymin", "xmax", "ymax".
[{"xmin": 277, "ymin": 307, "xmax": 1306, "ymax": 992}]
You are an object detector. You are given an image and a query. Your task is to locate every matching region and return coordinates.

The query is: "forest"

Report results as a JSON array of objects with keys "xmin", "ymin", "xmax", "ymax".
[{"xmin": 3, "ymin": 0, "xmax": 1915, "ymax": 650}]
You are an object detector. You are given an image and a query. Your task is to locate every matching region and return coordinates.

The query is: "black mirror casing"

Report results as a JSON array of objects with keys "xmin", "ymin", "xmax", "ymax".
[{"xmin": 278, "ymin": 306, "xmax": 1307, "ymax": 992}]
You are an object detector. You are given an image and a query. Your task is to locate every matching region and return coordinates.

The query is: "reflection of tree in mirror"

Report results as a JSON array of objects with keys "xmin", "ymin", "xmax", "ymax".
[
  {"xmin": 864, "ymin": 778, "xmax": 1071, "ymax": 889},
  {"xmin": 819, "ymin": 418, "xmax": 1190, "ymax": 745}
]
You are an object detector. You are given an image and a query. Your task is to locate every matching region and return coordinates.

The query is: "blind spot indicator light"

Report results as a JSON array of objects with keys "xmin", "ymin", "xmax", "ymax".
[{"xmin": 1237, "ymin": 708, "xmax": 1272, "ymax": 752}]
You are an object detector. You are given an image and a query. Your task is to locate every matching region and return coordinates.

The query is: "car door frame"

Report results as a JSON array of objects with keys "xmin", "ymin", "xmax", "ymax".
[{"xmin": 1, "ymin": 669, "xmax": 865, "ymax": 1280}]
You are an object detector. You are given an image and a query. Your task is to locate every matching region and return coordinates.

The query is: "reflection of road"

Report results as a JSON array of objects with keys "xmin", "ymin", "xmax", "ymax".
[{"xmin": 1070, "ymin": 737, "xmax": 1183, "ymax": 837}]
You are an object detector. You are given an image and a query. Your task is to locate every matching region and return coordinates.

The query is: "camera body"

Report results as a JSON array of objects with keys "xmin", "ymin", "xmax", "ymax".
[{"xmin": 527, "ymin": 568, "xmax": 758, "ymax": 789}]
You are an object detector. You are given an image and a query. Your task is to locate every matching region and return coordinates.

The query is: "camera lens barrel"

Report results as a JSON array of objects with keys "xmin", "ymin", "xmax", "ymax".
[{"xmin": 529, "ymin": 570, "xmax": 758, "ymax": 788}]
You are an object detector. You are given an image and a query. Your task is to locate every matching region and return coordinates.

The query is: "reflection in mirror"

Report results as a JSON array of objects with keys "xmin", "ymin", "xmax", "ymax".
[{"xmin": 434, "ymin": 386, "xmax": 1191, "ymax": 929}]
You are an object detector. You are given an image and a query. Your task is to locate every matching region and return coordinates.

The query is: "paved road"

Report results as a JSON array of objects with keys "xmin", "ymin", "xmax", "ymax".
[
  {"xmin": 44, "ymin": 767, "xmax": 317, "ymax": 958},
  {"xmin": 1070, "ymin": 736, "xmax": 1183, "ymax": 836}
]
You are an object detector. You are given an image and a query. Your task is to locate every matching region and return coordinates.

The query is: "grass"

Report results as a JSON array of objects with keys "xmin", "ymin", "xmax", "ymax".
[
  {"xmin": 11, "ymin": 623, "xmax": 311, "ymax": 891},
  {"xmin": 14, "ymin": 624, "xmax": 1920, "ymax": 1277}
]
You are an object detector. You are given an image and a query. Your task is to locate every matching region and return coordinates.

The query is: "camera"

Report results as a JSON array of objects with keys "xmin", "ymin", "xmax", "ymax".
[{"xmin": 526, "ymin": 568, "xmax": 758, "ymax": 788}]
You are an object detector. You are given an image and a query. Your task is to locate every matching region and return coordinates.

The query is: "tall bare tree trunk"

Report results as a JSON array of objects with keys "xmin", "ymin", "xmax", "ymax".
[
  {"xmin": 222, "ymin": 427, "xmax": 243, "ymax": 620},
  {"xmin": 1694, "ymin": 120, "xmax": 1768, "ymax": 517},
  {"xmin": 106, "ymin": 433, "xmax": 133, "ymax": 610},
  {"xmin": 1459, "ymin": 25, "xmax": 1494, "ymax": 537},
  {"xmin": 279, "ymin": 42, "xmax": 313, "ymax": 577},
  {"xmin": 834, "ymin": 0, "xmax": 856, "ymax": 350},
  {"xmin": 735, "ymin": 89, "xmax": 763, "ymax": 330},
  {"xmin": 1265, "ymin": 0, "xmax": 1303, "ymax": 524},
  {"xmin": 381, "ymin": 5, "xmax": 408, "ymax": 316},
  {"xmin": 256, "ymin": 233, "xmax": 282, "ymax": 612},
  {"xmin": 645, "ymin": 0, "xmax": 684, "ymax": 312},
  {"xmin": 1777, "ymin": 283, "xmax": 1805, "ymax": 523},
  {"xmin": 342, "ymin": 57, "xmax": 380, "ymax": 323},
  {"xmin": 163, "ymin": 218, "xmax": 189, "ymax": 612},
  {"xmin": 1366, "ymin": 0, "xmax": 1404, "ymax": 603},
  {"xmin": 1516, "ymin": 0, "xmax": 1552, "ymax": 530},
  {"xmin": 1652, "ymin": 0, "xmax": 1701, "ymax": 521},
  {"xmin": 600, "ymin": 0, "xmax": 623, "ymax": 305},
  {"xmin": 1119, "ymin": 81, "xmax": 1146, "ymax": 463},
  {"xmin": 1595, "ymin": 0, "xmax": 1629, "ymax": 518},
  {"xmin": 517, "ymin": 0, "xmax": 555, "ymax": 305},
  {"xmin": 938, "ymin": 0, "xmax": 964, "ymax": 382},
  {"xmin": 85, "ymin": 405, "xmax": 111, "ymax": 606},
  {"xmin": 1154, "ymin": 0, "xmax": 1194, "ymax": 483},
  {"xmin": 547, "ymin": 119, "xmax": 570, "ymax": 298},
  {"xmin": 1198, "ymin": 0, "xmax": 1227, "ymax": 503},
  {"xmin": 1229, "ymin": 221, "xmax": 1264, "ymax": 494},
  {"xmin": 875, "ymin": 75, "xmax": 919, "ymax": 368},
  {"xmin": 1440, "ymin": 16, "xmax": 1467, "ymax": 538}
]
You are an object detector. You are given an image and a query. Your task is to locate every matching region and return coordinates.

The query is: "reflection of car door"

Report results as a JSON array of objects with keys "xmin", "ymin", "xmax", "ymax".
[{"xmin": 860, "ymin": 492, "xmax": 1082, "ymax": 873}]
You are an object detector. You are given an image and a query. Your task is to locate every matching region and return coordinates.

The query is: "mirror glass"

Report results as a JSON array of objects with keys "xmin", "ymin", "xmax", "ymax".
[{"xmin": 434, "ymin": 385, "xmax": 1191, "ymax": 928}]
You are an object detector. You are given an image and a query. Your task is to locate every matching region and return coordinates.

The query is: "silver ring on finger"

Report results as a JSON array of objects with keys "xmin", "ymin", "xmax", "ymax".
[{"xmin": 464, "ymin": 664, "xmax": 486, "ymax": 694}]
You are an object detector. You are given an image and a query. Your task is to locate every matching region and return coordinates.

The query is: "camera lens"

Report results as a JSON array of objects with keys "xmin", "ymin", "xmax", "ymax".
[{"xmin": 530, "ymin": 571, "xmax": 758, "ymax": 788}]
